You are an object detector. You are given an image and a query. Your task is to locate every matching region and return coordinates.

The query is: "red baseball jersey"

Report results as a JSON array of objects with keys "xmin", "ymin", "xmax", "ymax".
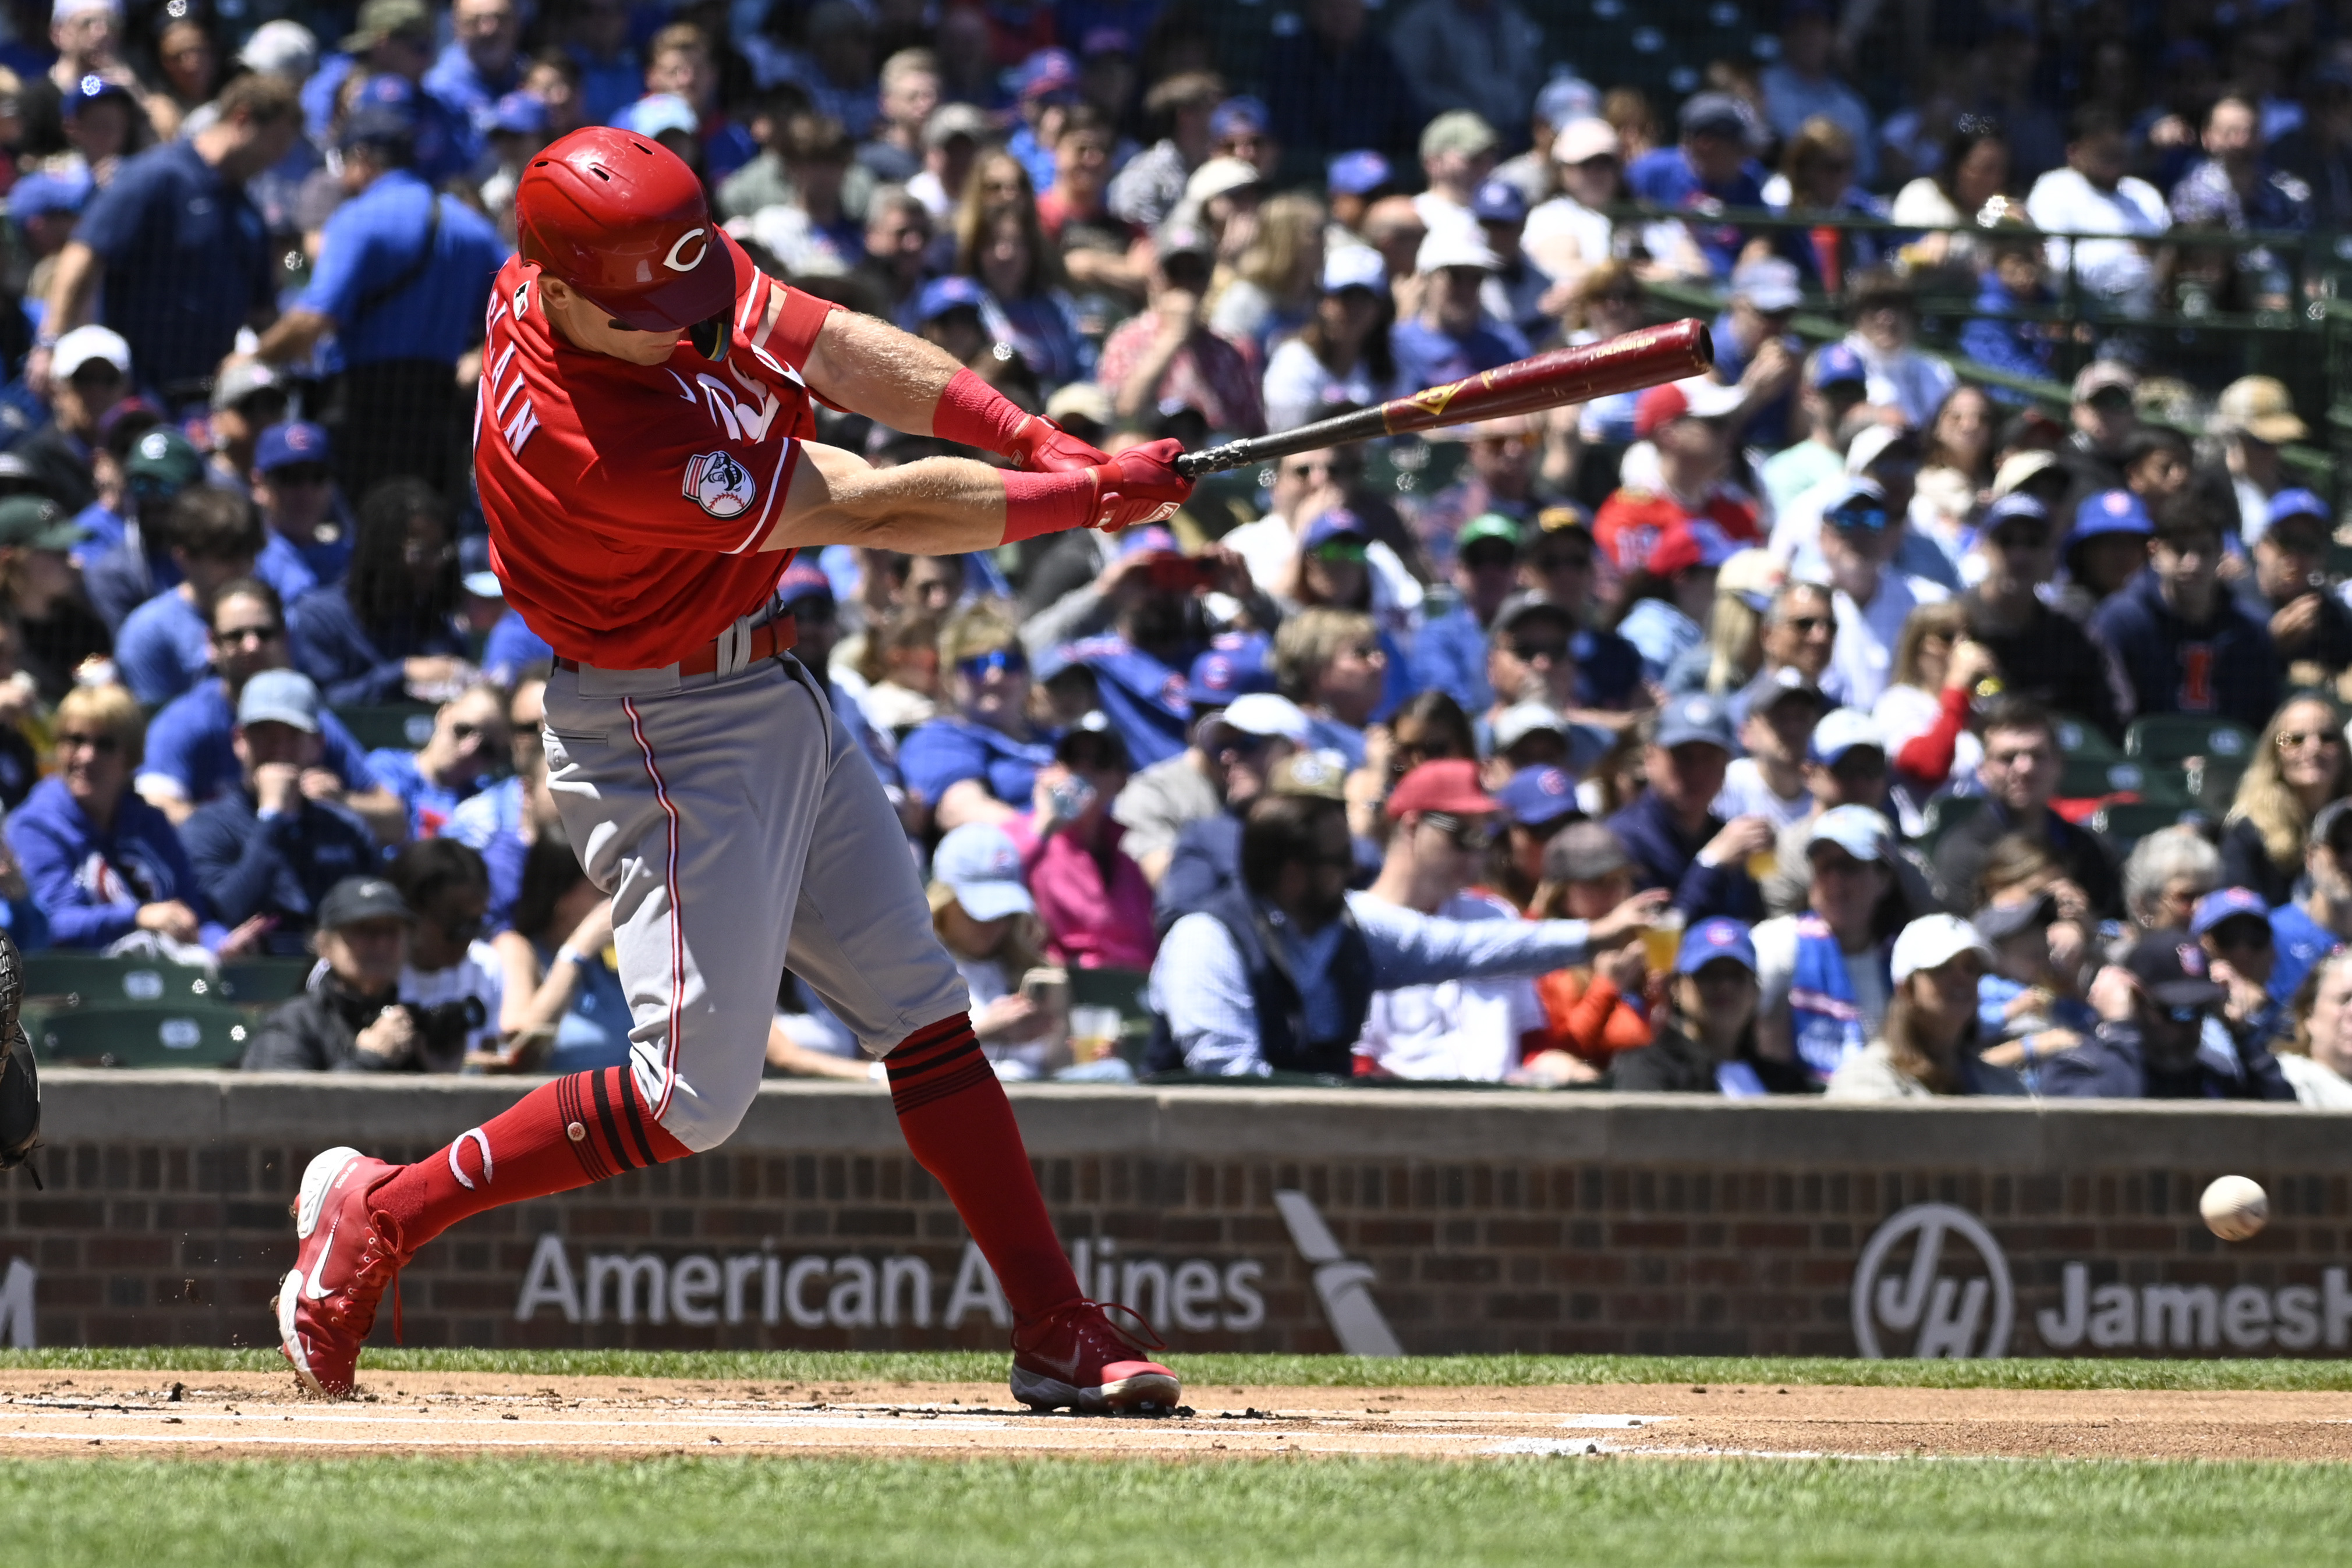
[
  {"xmin": 474, "ymin": 229, "xmax": 838, "ymax": 669},
  {"xmin": 1591, "ymin": 486, "xmax": 1761, "ymax": 578}
]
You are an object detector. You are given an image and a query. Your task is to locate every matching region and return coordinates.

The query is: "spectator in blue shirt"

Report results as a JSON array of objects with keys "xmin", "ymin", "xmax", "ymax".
[
  {"xmin": 2089, "ymin": 491, "xmax": 2280, "ymax": 733},
  {"xmin": 1606, "ymin": 693, "xmax": 1770, "ymax": 922},
  {"xmin": 6, "ymin": 683, "xmax": 263, "ymax": 954},
  {"xmin": 1957, "ymin": 227, "xmax": 2063, "ymax": 389},
  {"xmin": 249, "ymin": 86, "xmax": 504, "ymax": 503},
  {"xmin": 247, "ymin": 422, "xmax": 351, "ymax": 602},
  {"xmin": 1626, "ymin": 90, "xmax": 1767, "ymax": 278},
  {"xmin": 564, "ymin": 0, "xmax": 643, "ymax": 126},
  {"xmin": 40, "ymin": 73, "xmax": 301, "ymax": 402},
  {"xmin": 2269, "ymin": 798, "xmax": 2352, "ymax": 1008},
  {"xmin": 289, "ymin": 476, "xmax": 472, "ymax": 706},
  {"xmin": 426, "ymin": 0, "xmax": 526, "ymax": 140},
  {"xmin": 114, "ymin": 487, "xmax": 264, "ymax": 705},
  {"xmin": 302, "ymin": 1, "xmax": 471, "ymax": 186},
  {"xmin": 180, "ymin": 671, "xmax": 381, "ymax": 957},
  {"xmin": 133, "ymin": 577, "xmax": 395, "ymax": 836},
  {"xmin": 1388, "ymin": 225, "xmax": 1527, "ymax": 391},
  {"xmin": 369, "ymin": 684, "xmax": 509, "ymax": 841},
  {"xmin": 902, "ymin": 600, "xmax": 1058, "ymax": 833},
  {"xmin": 81, "ymin": 424, "xmax": 205, "ymax": 635}
]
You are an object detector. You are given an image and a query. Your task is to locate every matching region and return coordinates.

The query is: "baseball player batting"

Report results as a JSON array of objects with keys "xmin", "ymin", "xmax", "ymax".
[{"xmin": 274, "ymin": 129, "xmax": 1188, "ymax": 1411}]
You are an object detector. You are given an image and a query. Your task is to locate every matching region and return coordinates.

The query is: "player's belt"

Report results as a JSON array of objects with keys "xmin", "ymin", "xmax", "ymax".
[{"xmin": 554, "ymin": 614, "xmax": 796, "ymax": 679}]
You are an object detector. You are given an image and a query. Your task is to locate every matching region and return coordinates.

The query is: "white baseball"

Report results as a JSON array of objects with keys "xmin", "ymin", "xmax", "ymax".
[{"xmin": 2200, "ymin": 1175, "xmax": 2268, "ymax": 1241}]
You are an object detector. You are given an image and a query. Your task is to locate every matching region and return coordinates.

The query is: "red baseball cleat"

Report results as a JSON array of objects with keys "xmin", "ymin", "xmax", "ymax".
[
  {"xmin": 1010, "ymin": 1300, "xmax": 1182, "ymax": 1414},
  {"xmin": 272, "ymin": 1146, "xmax": 407, "ymax": 1399}
]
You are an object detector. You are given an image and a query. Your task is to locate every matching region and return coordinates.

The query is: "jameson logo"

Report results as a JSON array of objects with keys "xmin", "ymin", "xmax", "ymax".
[{"xmin": 1854, "ymin": 1202, "xmax": 2352, "ymax": 1357}]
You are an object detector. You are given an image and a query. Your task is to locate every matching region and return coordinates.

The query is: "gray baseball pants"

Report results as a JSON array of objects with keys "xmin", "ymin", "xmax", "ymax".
[{"xmin": 541, "ymin": 645, "xmax": 968, "ymax": 1151}]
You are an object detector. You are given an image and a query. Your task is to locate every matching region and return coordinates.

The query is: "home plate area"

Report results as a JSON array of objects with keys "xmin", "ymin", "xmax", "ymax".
[{"xmin": 5, "ymin": 1374, "xmax": 2352, "ymax": 1462}]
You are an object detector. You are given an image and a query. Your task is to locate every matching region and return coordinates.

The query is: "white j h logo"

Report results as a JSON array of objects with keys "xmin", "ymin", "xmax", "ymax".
[{"xmin": 1851, "ymin": 1202, "xmax": 2015, "ymax": 1358}]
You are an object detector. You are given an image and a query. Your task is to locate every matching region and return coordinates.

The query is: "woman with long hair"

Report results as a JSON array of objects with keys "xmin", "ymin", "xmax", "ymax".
[
  {"xmin": 1209, "ymin": 190, "xmax": 1324, "ymax": 357},
  {"xmin": 1827, "ymin": 916, "xmax": 1997, "ymax": 1098},
  {"xmin": 490, "ymin": 825, "xmax": 628, "ymax": 1074},
  {"xmin": 1890, "ymin": 115, "xmax": 2011, "ymax": 277},
  {"xmin": 2223, "ymin": 694, "xmax": 2350, "ymax": 906},
  {"xmin": 141, "ymin": 10, "xmax": 219, "ymax": 140},
  {"xmin": 286, "ymin": 478, "xmax": 470, "ymax": 706},
  {"xmin": 1260, "ymin": 246, "xmax": 1398, "ymax": 433},
  {"xmin": 1759, "ymin": 116, "xmax": 1887, "ymax": 293},
  {"xmin": 954, "ymin": 152, "xmax": 1088, "ymax": 387},
  {"xmin": 1872, "ymin": 600, "xmax": 1990, "ymax": 824},
  {"xmin": 1663, "ymin": 548, "xmax": 1784, "ymax": 696},
  {"xmin": 927, "ymin": 820, "xmax": 1070, "ymax": 1077},
  {"xmin": 2280, "ymin": 948, "xmax": 2352, "ymax": 1106}
]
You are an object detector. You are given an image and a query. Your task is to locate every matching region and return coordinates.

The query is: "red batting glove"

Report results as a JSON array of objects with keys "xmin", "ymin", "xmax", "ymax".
[
  {"xmin": 1086, "ymin": 438, "xmax": 1193, "ymax": 531},
  {"xmin": 1006, "ymin": 413, "xmax": 1111, "ymax": 473}
]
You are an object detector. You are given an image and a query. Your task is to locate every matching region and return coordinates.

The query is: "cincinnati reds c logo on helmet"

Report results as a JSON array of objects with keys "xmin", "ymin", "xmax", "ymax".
[{"xmin": 663, "ymin": 228, "xmax": 709, "ymax": 274}]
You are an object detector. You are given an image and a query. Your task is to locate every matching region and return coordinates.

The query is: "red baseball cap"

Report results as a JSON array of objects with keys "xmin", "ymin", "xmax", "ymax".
[
  {"xmin": 1387, "ymin": 759, "xmax": 1495, "ymax": 817},
  {"xmin": 1632, "ymin": 377, "xmax": 1743, "ymax": 439}
]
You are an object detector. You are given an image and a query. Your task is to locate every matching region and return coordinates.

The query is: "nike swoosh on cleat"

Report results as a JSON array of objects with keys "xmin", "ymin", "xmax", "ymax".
[{"xmin": 302, "ymin": 1216, "xmax": 340, "ymax": 1301}]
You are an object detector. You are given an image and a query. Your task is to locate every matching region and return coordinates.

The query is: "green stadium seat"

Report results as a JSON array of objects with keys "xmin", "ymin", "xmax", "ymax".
[
  {"xmin": 1916, "ymin": 792, "xmax": 1985, "ymax": 851},
  {"xmin": 20, "ymin": 952, "xmax": 221, "ymax": 1008},
  {"xmin": 2051, "ymin": 714, "xmax": 2120, "ymax": 760},
  {"xmin": 25, "ymin": 1001, "xmax": 253, "ymax": 1068},
  {"xmin": 2125, "ymin": 715, "xmax": 2258, "ymax": 767},
  {"xmin": 332, "ymin": 703, "xmax": 438, "ymax": 752},
  {"xmin": 2092, "ymin": 800, "xmax": 2195, "ymax": 846},
  {"xmin": 215, "ymin": 958, "xmax": 315, "ymax": 1007},
  {"xmin": 2059, "ymin": 756, "xmax": 2192, "ymax": 803}
]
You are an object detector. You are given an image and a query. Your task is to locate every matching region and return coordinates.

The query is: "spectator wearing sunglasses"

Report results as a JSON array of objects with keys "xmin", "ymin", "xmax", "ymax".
[
  {"xmin": 2235, "ymin": 488, "xmax": 2352, "ymax": 677},
  {"xmin": 2038, "ymin": 929, "xmax": 2294, "ymax": 1101},
  {"xmin": 180, "ymin": 671, "xmax": 379, "ymax": 957},
  {"xmin": 384, "ymin": 836, "xmax": 506, "ymax": 1067},
  {"xmin": 1356, "ymin": 761, "xmax": 1547, "ymax": 1081},
  {"xmin": 366, "ymin": 684, "xmax": 509, "ymax": 842},
  {"xmin": 901, "ymin": 600, "xmax": 1056, "ymax": 833},
  {"xmin": 7, "ymin": 683, "xmax": 262, "ymax": 955},
  {"xmin": 2219, "ymin": 694, "xmax": 2351, "ymax": 909},
  {"xmin": 1811, "ymin": 476, "xmax": 1951, "ymax": 711},
  {"xmin": 1111, "ymin": 645, "xmax": 1303, "ymax": 886},
  {"xmin": 1952, "ymin": 493, "xmax": 2131, "ymax": 744},
  {"xmin": 133, "ymin": 579, "xmax": 395, "ymax": 833},
  {"xmin": 1005, "ymin": 714, "xmax": 1155, "ymax": 972},
  {"xmin": 248, "ymin": 422, "xmax": 350, "ymax": 602},
  {"xmin": 2089, "ymin": 491, "xmax": 2279, "ymax": 734}
]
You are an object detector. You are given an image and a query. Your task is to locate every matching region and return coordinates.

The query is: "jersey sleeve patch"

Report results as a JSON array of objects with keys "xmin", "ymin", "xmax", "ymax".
[{"xmin": 682, "ymin": 450, "xmax": 758, "ymax": 519}]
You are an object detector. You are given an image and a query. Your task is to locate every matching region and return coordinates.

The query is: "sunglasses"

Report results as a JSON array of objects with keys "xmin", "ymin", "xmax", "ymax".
[
  {"xmin": 1507, "ymin": 636, "xmax": 1570, "ymax": 662},
  {"xmin": 449, "ymin": 721, "xmax": 494, "ymax": 742},
  {"xmin": 215, "ymin": 623, "xmax": 283, "ymax": 645},
  {"xmin": 1419, "ymin": 810, "xmax": 1497, "ymax": 851},
  {"xmin": 56, "ymin": 730, "xmax": 119, "ymax": 754},
  {"xmin": 1783, "ymin": 615, "xmax": 1836, "ymax": 636},
  {"xmin": 2278, "ymin": 730, "xmax": 2343, "ymax": 750},
  {"xmin": 271, "ymin": 464, "xmax": 332, "ymax": 487},
  {"xmin": 959, "ymin": 648, "xmax": 1026, "ymax": 682},
  {"xmin": 1989, "ymin": 527, "xmax": 2049, "ymax": 551},
  {"xmin": 1826, "ymin": 508, "xmax": 1890, "ymax": 533},
  {"xmin": 2212, "ymin": 921, "xmax": 2273, "ymax": 949},
  {"xmin": 1311, "ymin": 541, "xmax": 1368, "ymax": 565}
]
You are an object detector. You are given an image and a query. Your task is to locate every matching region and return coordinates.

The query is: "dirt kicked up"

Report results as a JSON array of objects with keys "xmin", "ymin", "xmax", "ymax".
[{"xmin": 5, "ymin": 1371, "xmax": 2351, "ymax": 1463}]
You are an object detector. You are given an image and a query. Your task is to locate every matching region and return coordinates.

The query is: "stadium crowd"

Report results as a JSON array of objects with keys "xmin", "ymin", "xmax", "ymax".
[{"xmin": 0, "ymin": 0, "xmax": 2349, "ymax": 1105}]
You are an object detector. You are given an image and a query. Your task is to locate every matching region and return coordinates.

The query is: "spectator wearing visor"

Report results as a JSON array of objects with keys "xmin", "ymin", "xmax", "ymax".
[
  {"xmin": 901, "ymin": 600, "xmax": 1057, "ymax": 833},
  {"xmin": 12, "ymin": 321, "xmax": 126, "ymax": 515},
  {"xmin": 2057, "ymin": 486, "xmax": 2155, "ymax": 614},
  {"xmin": 249, "ymin": 76, "xmax": 503, "ymax": 503},
  {"xmin": 180, "ymin": 670, "xmax": 378, "ymax": 957},
  {"xmin": 114, "ymin": 487, "xmax": 264, "ymax": 705},
  {"xmin": 1113, "ymin": 645, "xmax": 1305, "ymax": 884},
  {"xmin": 2237, "ymin": 488, "xmax": 2352, "ymax": 676},
  {"xmin": 1606, "ymin": 916, "xmax": 1815, "ymax": 1094},
  {"xmin": 2041, "ymin": 929, "xmax": 2295, "ymax": 1100},
  {"xmin": 1146, "ymin": 762, "xmax": 1664, "ymax": 1078},
  {"xmin": 247, "ymin": 421, "xmax": 350, "ymax": 604},
  {"xmin": 1608, "ymin": 693, "xmax": 1769, "ymax": 923},
  {"xmin": 41, "ymin": 73, "xmax": 301, "ymax": 405},
  {"xmin": 82, "ymin": 424, "xmax": 205, "ymax": 634},
  {"xmin": 1957, "ymin": 492, "xmax": 2130, "ymax": 741},
  {"xmin": 1006, "ymin": 712, "xmax": 1155, "ymax": 972},
  {"xmin": 2091, "ymin": 491, "xmax": 2279, "ymax": 733},
  {"xmin": 239, "ymin": 874, "xmax": 420, "ymax": 1073}
]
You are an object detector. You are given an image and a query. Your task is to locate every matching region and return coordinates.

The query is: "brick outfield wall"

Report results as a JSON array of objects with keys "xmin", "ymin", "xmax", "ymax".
[{"xmin": 5, "ymin": 1075, "xmax": 2352, "ymax": 1357}]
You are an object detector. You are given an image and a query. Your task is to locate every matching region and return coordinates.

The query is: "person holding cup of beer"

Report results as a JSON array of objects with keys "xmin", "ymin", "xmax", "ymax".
[
  {"xmin": 1604, "ymin": 693, "xmax": 1772, "ymax": 924},
  {"xmin": 1749, "ymin": 805, "xmax": 1909, "ymax": 1083}
]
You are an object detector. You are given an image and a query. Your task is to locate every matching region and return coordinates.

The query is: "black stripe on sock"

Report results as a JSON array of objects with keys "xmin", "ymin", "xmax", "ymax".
[
  {"xmin": 589, "ymin": 1069, "xmax": 636, "ymax": 1173},
  {"xmin": 887, "ymin": 1025, "xmax": 992, "ymax": 1114},
  {"xmin": 614, "ymin": 1069, "xmax": 661, "ymax": 1168},
  {"xmin": 892, "ymin": 1052, "xmax": 994, "ymax": 1113}
]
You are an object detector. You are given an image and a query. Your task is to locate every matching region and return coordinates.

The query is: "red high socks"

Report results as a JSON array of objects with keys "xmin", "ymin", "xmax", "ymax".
[
  {"xmin": 369, "ymin": 1067, "xmax": 692, "ymax": 1250},
  {"xmin": 886, "ymin": 1014, "xmax": 1082, "ymax": 1323}
]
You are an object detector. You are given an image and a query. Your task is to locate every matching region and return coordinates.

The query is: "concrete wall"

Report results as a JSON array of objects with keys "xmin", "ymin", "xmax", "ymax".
[{"xmin": 5, "ymin": 1072, "xmax": 2350, "ymax": 1358}]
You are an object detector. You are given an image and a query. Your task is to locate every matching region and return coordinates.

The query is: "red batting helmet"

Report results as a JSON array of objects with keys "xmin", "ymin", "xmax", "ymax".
[{"xmin": 515, "ymin": 127, "xmax": 735, "ymax": 331}]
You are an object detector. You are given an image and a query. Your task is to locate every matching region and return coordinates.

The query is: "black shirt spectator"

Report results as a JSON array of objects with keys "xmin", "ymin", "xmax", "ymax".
[
  {"xmin": 1263, "ymin": 0, "xmax": 1422, "ymax": 166},
  {"xmin": 182, "ymin": 671, "xmax": 380, "ymax": 957},
  {"xmin": 242, "ymin": 875, "xmax": 425, "ymax": 1072},
  {"xmin": 1932, "ymin": 698, "xmax": 2121, "ymax": 917},
  {"xmin": 2038, "ymin": 932, "xmax": 2295, "ymax": 1101},
  {"xmin": 2091, "ymin": 494, "xmax": 2279, "ymax": 733},
  {"xmin": 288, "ymin": 477, "xmax": 470, "ymax": 706},
  {"xmin": 1960, "ymin": 494, "xmax": 2129, "ymax": 741}
]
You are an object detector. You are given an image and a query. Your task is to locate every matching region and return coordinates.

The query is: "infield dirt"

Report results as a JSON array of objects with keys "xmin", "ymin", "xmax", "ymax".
[{"xmin": 4, "ymin": 1371, "xmax": 2350, "ymax": 1463}]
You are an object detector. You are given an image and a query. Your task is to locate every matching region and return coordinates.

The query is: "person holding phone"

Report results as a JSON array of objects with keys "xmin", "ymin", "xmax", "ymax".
[
  {"xmin": 927, "ymin": 822, "xmax": 1069, "ymax": 1079},
  {"xmin": 2238, "ymin": 489, "xmax": 2352, "ymax": 676},
  {"xmin": 1008, "ymin": 713, "xmax": 1156, "ymax": 971}
]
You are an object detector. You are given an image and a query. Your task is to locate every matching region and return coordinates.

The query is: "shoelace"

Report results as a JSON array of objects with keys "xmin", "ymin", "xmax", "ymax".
[{"xmin": 1034, "ymin": 1297, "xmax": 1167, "ymax": 1357}]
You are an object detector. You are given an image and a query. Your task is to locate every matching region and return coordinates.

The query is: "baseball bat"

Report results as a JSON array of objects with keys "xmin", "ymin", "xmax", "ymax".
[{"xmin": 1173, "ymin": 318, "xmax": 1714, "ymax": 479}]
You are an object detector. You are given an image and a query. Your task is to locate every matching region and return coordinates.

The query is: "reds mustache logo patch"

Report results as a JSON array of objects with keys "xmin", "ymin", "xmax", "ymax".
[{"xmin": 683, "ymin": 450, "xmax": 757, "ymax": 519}]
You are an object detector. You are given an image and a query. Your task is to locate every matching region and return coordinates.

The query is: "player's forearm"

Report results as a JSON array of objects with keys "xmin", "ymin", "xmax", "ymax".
[
  {"xmin": 799, "ymin": 308, "xmax": 971, "ymax": 437},
  {"xmin": 765, "ymin": 449, "xmax": 1011, "ymax": 555},
  {"xmin": 42, "ymin": 243, "xmax": 100, "ymax": 337}
]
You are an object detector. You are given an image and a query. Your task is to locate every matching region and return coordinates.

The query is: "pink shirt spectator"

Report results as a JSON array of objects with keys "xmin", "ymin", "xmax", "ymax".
[
  {"xmin": 1006, "ymin": 813, "xmax": 1159, "ymax": 971},
  {"xmin": 1096, "ymin": 313, "xmax": 1267, "ymax": 436}
]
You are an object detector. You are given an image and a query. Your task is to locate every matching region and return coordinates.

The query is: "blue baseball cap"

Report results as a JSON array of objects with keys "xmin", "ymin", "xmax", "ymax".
[
  {"xmin": 254, "ymin": 420, "xmax": 330, "ymax": 473},
  {"xmin": 1210, "ymin": 95, "xmax": 1269, "ymax": 140},
  {"xmin": 8, "ymin": 168, "xmax": 89, "ymax": 222},
  {"xmin": 1533, "ymin": 75, "xmax": 1600, "ymax": 128},
  {"xmin": 2069, "ymin": 488, "xmax": 2153, "ymax": 542},
  {"xmin": 1011, "ymin": 47, "xmax": 1079, "ymax": 102},
  {"xmin": 776, "ymin": 560, "xmax": 836, "ymax": 611},
  {"xmin": 1980, "ymin": 492, "xmax": 2050, "ymax": 533},
  {"xmin": 2266, "ymin": 488, "xmax": 2330, "ymax": 531},
  {"xmin": 1326, "ymin": 149, "xmax": 1391, "ymax": 196},
  {"xmin": 1301, "ymin": 508, "xmax": 1372, "ymax": 550},
  {"xmin": 914, "ymin": 274, "xmax": 986, "ymax": 324},
  {"xmin": 1185, "ymin": 638, "xmax": 1274, "ymax": 709},
  {"xmin": 62, "ymin": 73, "xmax": 134, "ymax": 119},
  {"xmin": 340, "ymin": 73, "xmax": 419, "ymax": 146},
  {"xmin": 1495, "ymin": 765, "xmax": 1580, "ymax": 830},
  {"xmin": 1472, "ymin": 178, "xmax": 1528, "ymax": 224},
  {"xmin": 1676, "ymin": 917, "xmax": 1758, "ymax": 977},
  {"xmin": 931, "ymin": 823, "xmax": 1037, "ymax": 921},
  {"xmin": 1806, "ymin": 342, "xmax": 1868, "ymax": 391},
  {"xmin": 490, "ymin": 89, "xmax": 550, "ymax": 136},
  {"xmin": 2190, "ymin": 886, "xmax": 2270, "ymax": 937},
  {"xmin": 1656, "ymin": 693, "xmax": 1736, "ymax": 751},
  {"xmin": 1820, "ymin": 477, "xmax": 1891, "ymax": 533}
]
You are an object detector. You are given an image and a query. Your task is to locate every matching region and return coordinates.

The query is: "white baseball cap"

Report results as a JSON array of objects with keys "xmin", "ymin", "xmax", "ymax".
[
  {"xmin": 1185, "ymin": 155, "xmax": 1262, "ymax": 205},
  {"xmin": 1493, "ymin": 701, "xmax": 1568, "ymax": 754},
  {"xmin": 1552, "ymin": 116, "xmax": 1621, "ymax": 165},
  {"xmin": 1218, "ymin": 692, "xmax": 1312, "ymax": 743},
  {"xmin": 1322, "ymin": 244, "xmax": 1387, "ymax": 294},
  {"xmin": 1805, "ymin": 802, "xmax": 1891, "ymax": 863},
  {"xmin": 1891, "ymin": 913, "xmax": 1996, "ymax": 985},
  {"xmin": 1809, "ymin": 708, "xmax": 1886, "ymax": 767},
  {"xmin": 1416, "ymin": 224, "xmax": 1501, "ymax": 275},
  {"xmin": 52, "ymin": 324, "xmax": 130, "ymax": 381}
]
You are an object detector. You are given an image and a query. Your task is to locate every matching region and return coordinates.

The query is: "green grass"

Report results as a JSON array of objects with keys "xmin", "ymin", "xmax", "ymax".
[
  {"xmin": 2, "ymin": 1456, "xmax": 2349, "ymax": 1567},
  {"xmin": 10, "ymin": 1347, "xmax": 2352, "ymax": 1391}
]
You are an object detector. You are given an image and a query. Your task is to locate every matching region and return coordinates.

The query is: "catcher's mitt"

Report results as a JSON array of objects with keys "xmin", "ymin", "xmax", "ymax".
[{"xmin": 0, "ymin": 931, "xmax": 37, "ymax": 1173}]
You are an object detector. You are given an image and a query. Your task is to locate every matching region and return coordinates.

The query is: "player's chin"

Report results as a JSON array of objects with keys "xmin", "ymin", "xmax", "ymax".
[{"xmin": 616, "ymin": 333, "xmax": 688, "ymax": 365}]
